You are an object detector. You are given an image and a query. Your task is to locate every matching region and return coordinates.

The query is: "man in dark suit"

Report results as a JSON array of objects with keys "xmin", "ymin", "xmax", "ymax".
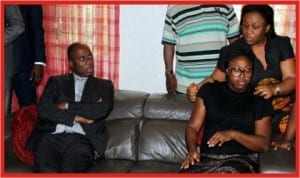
[
  {"xmin": 33, "ymin": 42, "xmax": 114, "ymax": 172},
  {"xmin": 5, "ymin": 5, "xmax": 25, "ymax": 116},
  {"xmin": 13, "ymin": 5, "xmax": 46, "ymax": 107}
]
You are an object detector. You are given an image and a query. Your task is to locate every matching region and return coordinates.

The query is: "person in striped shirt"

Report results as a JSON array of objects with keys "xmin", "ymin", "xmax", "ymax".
[{"xmin": 162, "ymin": 5, "xmax": 240, "ymax": 94}]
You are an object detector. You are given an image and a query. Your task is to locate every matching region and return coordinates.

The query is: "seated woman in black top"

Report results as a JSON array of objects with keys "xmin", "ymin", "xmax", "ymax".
[{"xmin": 181, "ymin": 49, "xmax": 273, "ymax": 173}]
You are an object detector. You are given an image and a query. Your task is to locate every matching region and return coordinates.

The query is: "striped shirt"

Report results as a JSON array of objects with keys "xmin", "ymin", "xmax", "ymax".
[{"xmin": 162, "ymin": 5, "xmax": 240, "ymax": 93}]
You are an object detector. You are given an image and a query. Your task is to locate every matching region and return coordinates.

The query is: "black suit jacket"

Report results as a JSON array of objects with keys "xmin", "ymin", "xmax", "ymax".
[
  {"xmin": 13, "ymin": 5, "xmax": 46, "ymax": 73},
  {"xmin": 34, "ymin": 74, "xmax": 114, "ymax": 155}
]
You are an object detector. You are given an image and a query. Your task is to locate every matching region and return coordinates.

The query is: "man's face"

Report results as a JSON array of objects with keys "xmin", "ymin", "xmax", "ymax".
[{"xmin": 69, "ymin": 45, "xmax": 94, "ymax": 77}]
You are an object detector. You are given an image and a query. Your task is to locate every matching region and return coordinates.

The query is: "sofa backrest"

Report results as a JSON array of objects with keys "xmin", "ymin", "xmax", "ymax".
[
  {"xmin": 104, "ymin": 90, "xmax": 149, "ymax": 161},
  {"xmin": 143, "ymin": 93, "xmax": 193, "ymax": 121},
  {"xmin": 138, "ymin": 93, "xmax": 194, "ymax": 163},
  {"xmin": 106, "ymin": 90, "xmax": 149, "ymax": 121}
]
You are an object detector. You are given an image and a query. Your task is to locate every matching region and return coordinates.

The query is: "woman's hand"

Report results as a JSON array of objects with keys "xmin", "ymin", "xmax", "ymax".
[
  {"xmin": 254, "ymin": 84, "xmax": 275, "ymax": 99},
  {"xmin": 187, "ymin": 83, "xmax": 200, "ymax": 102},
  {"xmin": 272, "ymin": 140, "xmax": 293, "ymax": 151},
  {"xmin": 180, "ymin": 151, "xmax": 200, "ymax": 170},
  {"xmin": 207, "ymin": 130, "xmax": 235, "ymax": 147}
]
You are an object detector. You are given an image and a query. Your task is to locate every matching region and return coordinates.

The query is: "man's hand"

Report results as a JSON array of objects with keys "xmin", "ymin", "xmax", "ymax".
[
  {"xmin": 166, "ymin": 74, "xmax": 177, "ymax": 94},
  {"xmin": 75, "ymin": 115, "xmax": 94, "ymax": 124},
  {"xmin": 187, "ymin": 83, "xmax": 199, "ymax": 102},
  {"xmin": 56, "ymin": 102, "xmax": 67, "ymax": 110},
  {"xmin": 180, "ymin": 151, "xmax": 200, "ymax": 170},
  {"xmin": 30, "ymin": 64, "xmax": 44, "ymax": 87}
]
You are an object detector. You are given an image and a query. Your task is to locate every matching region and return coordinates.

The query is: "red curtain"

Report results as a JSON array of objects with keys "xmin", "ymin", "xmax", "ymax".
[{"xmin": 11, "ymin": 5, "xmax": 120, "ymax": 112}]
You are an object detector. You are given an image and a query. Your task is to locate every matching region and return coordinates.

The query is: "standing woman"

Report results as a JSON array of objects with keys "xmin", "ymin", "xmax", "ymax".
[{"xmin": 187, "ymin": 5, "xmax": 296, "ymax": 148}]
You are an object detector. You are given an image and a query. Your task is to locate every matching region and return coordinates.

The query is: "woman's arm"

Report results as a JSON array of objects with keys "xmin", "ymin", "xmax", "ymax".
[
  {"xmin": 187, "ymin": 68, "xmax": 226, "ymax": 102},
  {"xmin": 277, "ymin": 58, "xmax": 296, "ymax": 96},
  {"xmin": 272, "ymin": 104, "xmax": 295, "ymax": 151},
  {"xmin": 254, "ymin": 58, "xmax": 295, "ymax": 99},
  {"xmin": 207, "ymin": 116, "xmax": 272, "ymax": 152},
  {"xmin": 232, "ymin": 116, "xmax": 272, "ymax": 152},
  {"xmin": 181, "ymin": 97, "xmax": 206, "ymax": 169},
  {"xmin": 186, "ymin": 98, "xmax": 206, "ymax": 152}
]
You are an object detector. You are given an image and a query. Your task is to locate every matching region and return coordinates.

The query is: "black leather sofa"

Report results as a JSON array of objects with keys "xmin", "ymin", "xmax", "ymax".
[{"xmin": 4, "ymin": 90, "xmax": 296, "ymax": 174}]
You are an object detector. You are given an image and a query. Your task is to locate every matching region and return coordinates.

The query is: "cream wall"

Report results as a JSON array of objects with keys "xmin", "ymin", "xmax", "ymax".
[{"xmin": 119, "ymin": 5, "xmax": 167, "ymax": 93}]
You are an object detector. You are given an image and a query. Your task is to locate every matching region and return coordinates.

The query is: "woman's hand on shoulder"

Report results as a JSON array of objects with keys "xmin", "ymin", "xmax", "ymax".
[
  {"xmin": 187, "ymin": 83, "xmax": 200, "ymax": 102},
  {"xmin": 180, "ymin": 151, "xmax": 200, "ymax": 170}
]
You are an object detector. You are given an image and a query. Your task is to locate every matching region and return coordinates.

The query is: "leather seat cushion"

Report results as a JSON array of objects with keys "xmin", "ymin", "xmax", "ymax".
[{"xmin": 138, "ymin": 119, "xmax": 187, "ymax": 163}]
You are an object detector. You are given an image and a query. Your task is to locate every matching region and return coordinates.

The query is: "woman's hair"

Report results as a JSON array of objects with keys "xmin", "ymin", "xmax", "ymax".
[
  {"xmin": 225, "ymin": 48, "xmax": 255, "ymax": 69},
  {"xmin": 240, "ymin": 5, "xmax": 276, "ymax": 38}
]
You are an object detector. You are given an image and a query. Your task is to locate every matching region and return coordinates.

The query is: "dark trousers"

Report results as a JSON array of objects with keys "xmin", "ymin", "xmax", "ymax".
[
  {"xmin": 5, "ymin": 44, "xmax": 15, "ymax": 116},
  {"xmin": 13, "ymin": 72, "xmax": 37, "ymax": 106},
  {"xmin": 5, "ymin": 75, "xmax": 13, "ymax": 117},
  {"xmin": 34, "ymin": 132, "xmax": 94, "ymax": 173}
]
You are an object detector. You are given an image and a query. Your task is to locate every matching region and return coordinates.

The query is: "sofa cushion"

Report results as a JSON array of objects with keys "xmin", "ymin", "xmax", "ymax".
[
  {"xmin": 144, "ymin": 93, "xmax": 193, "ymax": 121},
  {"xmin": 105, "ymin": 118, "xmax": 139, "ymax": 161},
  {"xmin": 106, "ymin": 90, "xmax": 149, "ymax": 120},
  {"xmin": 259, "ymin": 149, "xmax": 295, "ymax": 173},
  {"xmin": 104, "ymin": 90, "xmax": 148, "ymax": 161},
  {"xmin": 138, "ymin": 119, "xmax": 187, "ymax": 163}
]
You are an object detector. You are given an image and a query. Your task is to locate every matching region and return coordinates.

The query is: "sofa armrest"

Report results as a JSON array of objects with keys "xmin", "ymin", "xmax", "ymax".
[{"xmin": 259, "ymin": 149, "xmax": 295, "ymax": 173}]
